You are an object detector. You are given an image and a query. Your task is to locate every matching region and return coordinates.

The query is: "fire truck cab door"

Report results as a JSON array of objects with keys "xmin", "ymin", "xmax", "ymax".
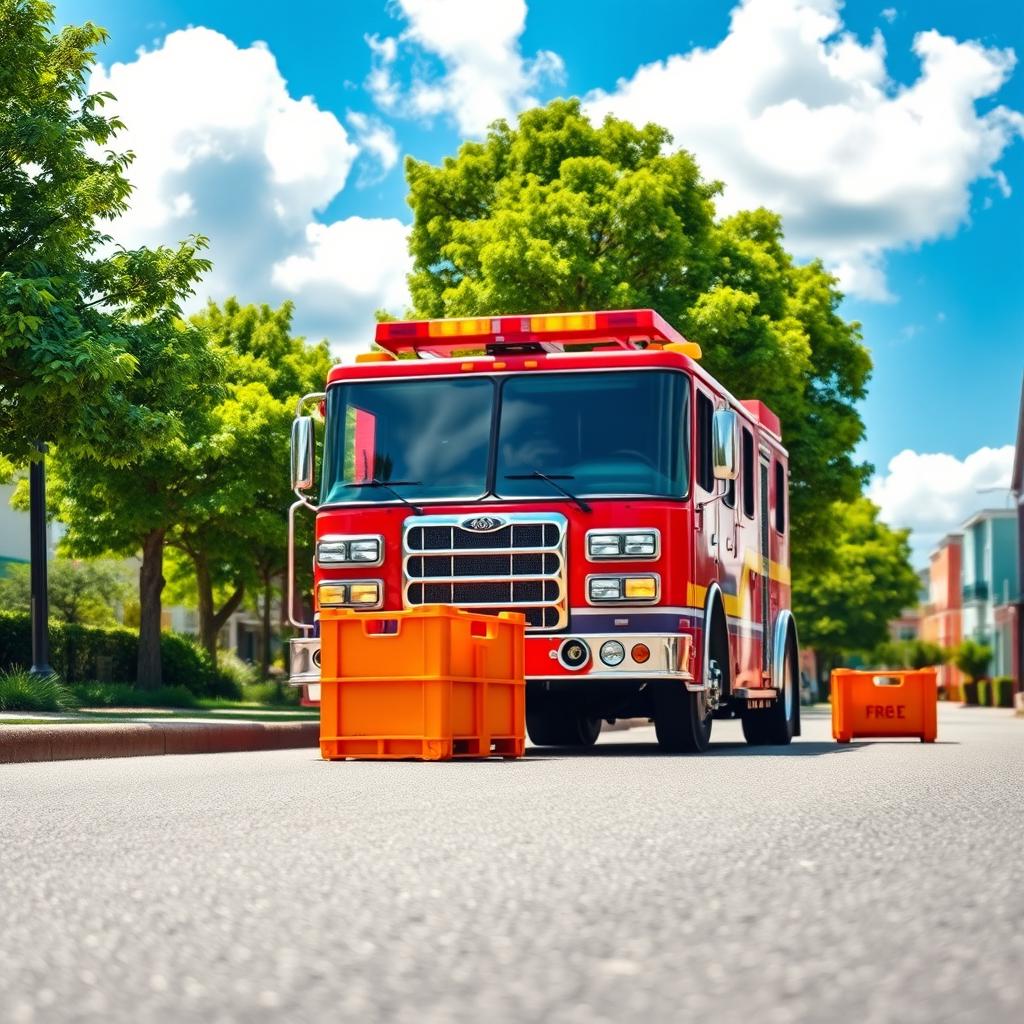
[
  {"xmin": 694, "ymin": 387, "xmax": 719, "ymax": 585},
  {"xmin": 758, "ymin": 447, "xmax": 772, "ymax": 676}
]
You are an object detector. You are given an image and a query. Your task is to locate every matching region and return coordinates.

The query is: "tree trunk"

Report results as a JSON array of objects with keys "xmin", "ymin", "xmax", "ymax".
[
  {"xmin": 194, "ymin": 550, "xmax": 245, "ymax": 666},
  {"xmin": 137, "ymin": 529, "xmax": 166, "ymax": 690},
  {"xmin": 260, "ymin": 572, "xmax": 272, "ymax": 680}
]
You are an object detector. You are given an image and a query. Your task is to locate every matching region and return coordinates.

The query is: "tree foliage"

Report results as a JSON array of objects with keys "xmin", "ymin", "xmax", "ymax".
[
  {"xmin": 168, "ymin": 299, "xmax": 332, "ymax": 667},
  {"xmin": 0, "ymin": 557, "xmax": 130, "ymax": 625},
  {"xmin": 0, "ymin": 0, "xmax": 210, "ymax": 464},
  {"xmin": 794, "ymin": 498, "xmax": 921, "ymax": 665},
  {"xmin": 47, "ymin": 316, "xmax": 222, "ymax": 686},
  {"xmin": 404, "ymin": 99, "xmax": 872, "ymax": 585}
]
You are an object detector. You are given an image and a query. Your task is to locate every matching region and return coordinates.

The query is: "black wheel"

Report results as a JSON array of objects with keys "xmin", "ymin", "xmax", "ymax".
[
  {"xmin": 742, "ymin": 630, "xmax": 798, "ymax": 745},
  {"xmin": 655, "ymin": 601, "xmax": 725, "ymax": 754},
  {"xmin": 653, "ymin": 681, "xmax": 712, "ymax": 753},
  {"xmin": 526, "ymin": 694, "xmax": 601, "ymax": 747}
]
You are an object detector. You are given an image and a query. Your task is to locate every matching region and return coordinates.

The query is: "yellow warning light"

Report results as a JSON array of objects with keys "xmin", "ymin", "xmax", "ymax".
[
  {"xmin": 431, "ymin": 317, "xmax": 491, "ymax": 337},
  {"xmin": 664, "ymin": 341, "xmax": 702, "ymax": 359},
  {"xmin": 355, "ymin": 351, "xmax": 392, "ymax": 363},
  {"xmin": 531, "ymin": 313, "xmax": 596, "ymax": 333}
]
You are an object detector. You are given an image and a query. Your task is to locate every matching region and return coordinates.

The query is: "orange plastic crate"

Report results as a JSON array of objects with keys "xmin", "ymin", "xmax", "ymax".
[
  {"xmin": 318, "ymin": 605, "xmax": 526, "ymax": 761},
  {"xmin": 831, "ymin": 668, "xmax": 938, "ymax": 744}
]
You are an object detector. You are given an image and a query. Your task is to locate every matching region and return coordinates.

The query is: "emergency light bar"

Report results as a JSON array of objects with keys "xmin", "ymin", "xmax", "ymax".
[{"xmin": 374, "ymin": 309, "xmax": 687, "ymax": 358}]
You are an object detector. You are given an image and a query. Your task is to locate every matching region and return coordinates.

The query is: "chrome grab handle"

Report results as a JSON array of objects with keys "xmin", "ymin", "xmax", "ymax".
[{"xmin": 288, "ymin": 498, "xmax": 313, "ymax": 634}]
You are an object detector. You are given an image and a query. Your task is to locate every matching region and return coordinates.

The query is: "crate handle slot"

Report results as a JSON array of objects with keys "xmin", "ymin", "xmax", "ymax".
[
  {"xmin": 362, "ymin": 618, "xmax": 401, "ymax": 637},
  {"xmin": 872, "ymin": 675, "xmax": 904, "ymax": 687}
]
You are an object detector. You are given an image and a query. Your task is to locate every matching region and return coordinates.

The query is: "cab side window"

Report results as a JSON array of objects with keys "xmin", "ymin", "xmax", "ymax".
[
  {"xmin": 742, "ymin": 428, "xmax": 754, "ymax": 519},
  {"xmin": 696, "ymin": 391, "xmax": 713, "ymax": 492}
]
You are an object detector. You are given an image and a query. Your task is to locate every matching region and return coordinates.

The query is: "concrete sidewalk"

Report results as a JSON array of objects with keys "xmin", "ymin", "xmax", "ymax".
[{"xmin": 0, "ymin": 719, "xmax": 319, "ymax": 764}]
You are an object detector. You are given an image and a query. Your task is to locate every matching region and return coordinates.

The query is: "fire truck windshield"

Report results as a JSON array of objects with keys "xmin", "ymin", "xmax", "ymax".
[
  {"xmin": 496, "ymin": 371, "xmax": 688, "ymax": 500},
  {"xmin": 321, "ymin": 369, "xmax": 689, "ymax": 506}
]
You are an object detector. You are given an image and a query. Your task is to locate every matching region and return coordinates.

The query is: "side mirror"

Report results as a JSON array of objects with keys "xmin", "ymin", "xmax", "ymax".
[
  {"xmin": 712, "ymin": 409, "xmax": 739, "ymax": 481},
  {"xmin": 291, "ymin": 416, "xmax": 316, "ymax": 492}
]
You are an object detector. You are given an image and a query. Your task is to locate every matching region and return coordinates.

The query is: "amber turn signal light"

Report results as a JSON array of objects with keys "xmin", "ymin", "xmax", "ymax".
[{"xmin": 631, "ymin": 643, "xmax": 651, "ymax": 664}]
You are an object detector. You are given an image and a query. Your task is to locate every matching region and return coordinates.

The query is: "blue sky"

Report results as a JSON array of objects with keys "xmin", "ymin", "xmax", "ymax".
[{"xmin": 53, "ymin": 0, "xmax": 1024, "ymax": 561}]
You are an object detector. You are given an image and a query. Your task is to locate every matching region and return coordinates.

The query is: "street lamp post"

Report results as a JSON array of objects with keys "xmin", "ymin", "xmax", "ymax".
[{"xmin": 29, "ymin": 442, "xmax": 53, "ymax": 677}]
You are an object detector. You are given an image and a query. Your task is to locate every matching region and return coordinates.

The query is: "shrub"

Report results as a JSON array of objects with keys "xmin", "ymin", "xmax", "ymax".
[
  {"xmin": 992, "ymin": 676, "xmax": 1015, "ymax": 709},
  {"xmin": 0, "ymin": 611, "xmax": 241, "ymax": 699},
  {"xmin": 240, "ymin": 680, "xmax": 301, "ymax": 706},
  {"xmin": 217, "ymin": 651, "xmax": 261, "ymax": 689},
  {"xmin": 0, "ymin": 668, "xmax": 77, "ymax": 712},
  {"xmin": 68, "ymin": 682, "xmax": 199, "ymax": 709},
  {"xmin": 952, "ymin": 639, "xmax": 992, "ymax": 684},
  {"xmin": 977, "ymin": 680, "xmax": 991, "ymax": 707}
]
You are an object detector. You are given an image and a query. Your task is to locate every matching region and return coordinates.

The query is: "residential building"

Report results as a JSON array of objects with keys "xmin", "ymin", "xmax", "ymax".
[
  {"xmin": 921, "ymin": 534, "xmax": 963, "ymax": 693},
  {"xmin": 960, "ymin": 508, "xmax": 1019, "ymax": 679}
]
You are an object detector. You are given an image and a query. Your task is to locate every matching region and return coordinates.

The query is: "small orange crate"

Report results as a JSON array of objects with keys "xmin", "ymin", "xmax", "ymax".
[
  {"xmin": 831, "ymin": 668, "xmax": 938, "ymax": 744},
  {"xmin": 318, "ymin": 605, "xmax": 525, "ymax": 761}
]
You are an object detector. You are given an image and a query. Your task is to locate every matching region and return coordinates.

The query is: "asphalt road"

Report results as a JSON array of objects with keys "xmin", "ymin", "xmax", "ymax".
[{"xmin": 2, "ymin": 704, "xmax": 1022, "ymax": 1024}]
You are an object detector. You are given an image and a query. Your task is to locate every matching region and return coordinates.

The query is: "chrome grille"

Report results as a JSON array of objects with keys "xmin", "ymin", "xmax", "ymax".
[{"xmin": 403, "ymin": 513, "xmax": 568, "ymax": 630}]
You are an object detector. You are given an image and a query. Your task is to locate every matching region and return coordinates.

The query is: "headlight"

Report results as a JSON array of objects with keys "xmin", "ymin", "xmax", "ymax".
[
  {"xmin": 586, "ymin": 529, "xmax": 659, "ymax": 560},
  {"xmin": 589, "ymin": 577, "xmax": 623, "ymax": 601},
  {"xmin": 317, "ymin": 580, "xmax": 382, "ymax": 609},
  {"xmin": 587, "ymin": 575, "xmax": 659, "ymax": 604},
  {"xmin": 316, "ymin": 535, "xmax": 383, "ymax": 566},
  {"xmin": 599, "ymin": 641, "xmax": 625, "ymax": 667}
]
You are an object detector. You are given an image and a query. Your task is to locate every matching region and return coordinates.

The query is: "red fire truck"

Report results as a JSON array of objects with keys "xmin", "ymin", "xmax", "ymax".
[{"xmin": 288, "ymin": 309, "xmax": 799, "ymax": 753}]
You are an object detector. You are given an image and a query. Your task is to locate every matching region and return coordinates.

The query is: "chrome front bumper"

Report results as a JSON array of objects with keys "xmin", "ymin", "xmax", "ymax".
[{"xmin": 289, "ymin": 631, "xmax": 695, "ymax": 692}]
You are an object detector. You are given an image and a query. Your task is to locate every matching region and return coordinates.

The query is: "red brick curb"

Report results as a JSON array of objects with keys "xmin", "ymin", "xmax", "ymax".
[{"xmin": 0, "ymin": 720, "xmax": 320, "ymax": 764}]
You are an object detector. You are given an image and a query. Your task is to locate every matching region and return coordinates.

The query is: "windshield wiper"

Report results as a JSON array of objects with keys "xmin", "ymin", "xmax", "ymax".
[
  {"xmin": 504, "ymin": 471, "xmax": 592, "ymax": 514},
  {"xmin": 344, "ymin": 478, "xmax": 424, "ymax": 515}
]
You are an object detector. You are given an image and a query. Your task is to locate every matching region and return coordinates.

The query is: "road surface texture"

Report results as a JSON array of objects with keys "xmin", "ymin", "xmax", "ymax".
[{"xmin": 1, "ymin": 704, "xmax": 1021, "ymax": 1024}]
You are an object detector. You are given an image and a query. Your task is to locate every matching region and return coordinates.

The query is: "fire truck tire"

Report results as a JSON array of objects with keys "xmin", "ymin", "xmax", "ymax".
[
  {"xmin": 653, "ymin": 682, "xmax": 713, "ymax": 753},
  {"xmin": 741, "ymin": 628, "xmax": 798, "ymax": 746},
  {"xmin": 526, "ymin": 696, "xmax": 602, "ymax": 748}
]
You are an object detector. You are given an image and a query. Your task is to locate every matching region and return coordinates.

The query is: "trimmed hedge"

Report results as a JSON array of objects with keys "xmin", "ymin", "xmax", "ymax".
[
  {"xmin": 0, "ymin": 611, "xmax": 240, "ymax": 698},
  {"xmin": 992, "ymin": 676, "xmax": 1015, "ymax": 709}
]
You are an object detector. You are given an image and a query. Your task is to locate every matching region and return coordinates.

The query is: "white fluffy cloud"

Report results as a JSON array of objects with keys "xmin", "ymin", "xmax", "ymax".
[
  {"xmin": 869, "ymin": 446, "xmax": 1015, "ymax": 564},
  {"xmin": 347, "ymin": 112, "xmax": 400, "ymax": 183},
  {"xmin": 272, "ymin": 217, "xmax": 412, "ymax": 338},
  {"xmin": 91, "ymin": 27, "xmax": 410, "ymax": 350},
  {"xmin": 366, "ymin": 0, "xmax": 564, "ymax": 136},
  {"xmin": 585, "ymin": 0, "xmax": 1024, "ymax": 301}
]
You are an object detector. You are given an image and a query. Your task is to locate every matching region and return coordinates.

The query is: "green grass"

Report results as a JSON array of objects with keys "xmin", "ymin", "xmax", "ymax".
[
  {"xmin": 68, "ymin": 681, "xmax": 201, "ymax": 709},
  {"xmin": 0, "ymin": 668, "xmax": 77, "ymax": 712}
]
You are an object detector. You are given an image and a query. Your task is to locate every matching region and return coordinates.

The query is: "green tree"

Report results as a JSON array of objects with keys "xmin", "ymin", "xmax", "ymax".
[
  {"xmin": 795, "ymin": 498, "xmax": 921, "ymax": 677},
  {"xmin": 47, "ymin": 317, "xmax": 222, "ymax": 687},
  {"xmin": 167, "ymin": 299, "xmax": 331, "ymax": 669},
  {"xmin": 0, "ymin": 557, "xmax": 130, "ymax": 624},
  {"xmin": 952, "ymin": 638, "xmax": 992, "ymax": 683},
  {"xmin": 0, "ymin": 0, "xmax": 209, "ymax": 464},
  {"xmin": 403, "ymin": 99, "xmax": 871, "ymax": 584}
]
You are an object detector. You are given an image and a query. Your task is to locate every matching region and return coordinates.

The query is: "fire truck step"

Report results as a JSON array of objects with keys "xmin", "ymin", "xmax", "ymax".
[{"xmin": 731, "ymin": 687, "xmax": 779, "ymax": 700}]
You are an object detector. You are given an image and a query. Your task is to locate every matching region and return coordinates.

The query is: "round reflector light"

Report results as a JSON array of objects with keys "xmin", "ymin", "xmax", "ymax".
[{"xmin": 631, "ymin": 643, "xmax": 651, "ymax": 664}]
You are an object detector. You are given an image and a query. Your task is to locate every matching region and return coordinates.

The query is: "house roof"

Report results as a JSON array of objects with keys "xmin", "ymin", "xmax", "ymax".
[{"xmin": 960, "ymin": 507, "xmax": 1017, "ymax": 532}]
